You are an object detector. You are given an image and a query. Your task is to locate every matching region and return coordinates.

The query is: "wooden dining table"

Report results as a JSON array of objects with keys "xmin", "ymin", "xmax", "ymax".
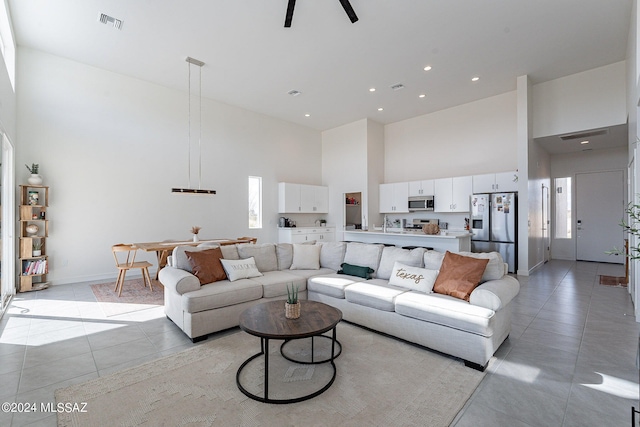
[{"xmin": 133, "ymin": 238, "xmax": 254, "ymax": 279}]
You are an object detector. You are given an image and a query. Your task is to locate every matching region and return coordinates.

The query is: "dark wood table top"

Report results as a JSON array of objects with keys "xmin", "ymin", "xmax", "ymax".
[{"xmin": 239, "ymin": 300, "xmax": 342, "ymax": 340}]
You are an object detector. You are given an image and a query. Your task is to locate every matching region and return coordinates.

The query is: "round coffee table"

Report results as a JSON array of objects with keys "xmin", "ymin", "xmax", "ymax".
[{"xmin": 236, "ymin": 300, "xmax": 343, "ymax": 404}]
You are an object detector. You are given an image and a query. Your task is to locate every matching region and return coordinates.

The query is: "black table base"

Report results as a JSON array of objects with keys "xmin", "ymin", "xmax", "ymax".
[{"xmin": 236, "ymin": 327, "xmax": 341, "ymax": 404}]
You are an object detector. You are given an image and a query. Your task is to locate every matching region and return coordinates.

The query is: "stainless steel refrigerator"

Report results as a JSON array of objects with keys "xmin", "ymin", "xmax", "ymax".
[{"xmin": 470, "ymin": 192, "xmax": 517, "ymax": 273}]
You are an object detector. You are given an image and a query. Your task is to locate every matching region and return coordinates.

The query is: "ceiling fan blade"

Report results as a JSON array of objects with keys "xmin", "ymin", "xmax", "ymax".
[
  {"xmin": 338, "ymin": 0, "xmax": 359, "ymax": 23},
  {"xmin": 284, "ymin": 0, "xmax": 296, "ymax": 27}
]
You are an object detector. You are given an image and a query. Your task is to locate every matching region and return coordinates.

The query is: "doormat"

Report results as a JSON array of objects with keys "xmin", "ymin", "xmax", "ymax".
[{"xmin": 599, "ymin": 275, "xmax": 628, "ymax": 287}]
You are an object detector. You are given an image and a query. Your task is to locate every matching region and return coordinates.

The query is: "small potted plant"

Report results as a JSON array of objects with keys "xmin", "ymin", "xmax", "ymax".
[
  {"xmin": 285, "ymin": 283, "xmax": 300, "ymax": 319},
  {"xmin": 32, "ymin": 240, "xmax": 42, "ymax": 257},
  {"xmin": 26, "ymin": 163, "xmax": 43, "ymax": 185},
  {"xmin": 191, "ymin": 226, "xmax": 201, "ymax": 242}
]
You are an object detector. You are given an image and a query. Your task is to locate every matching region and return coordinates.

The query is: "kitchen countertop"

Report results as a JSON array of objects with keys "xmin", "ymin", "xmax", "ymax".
[{"xmin": 344, "ymin": 229, "xmax": 471, "ymax": 239}]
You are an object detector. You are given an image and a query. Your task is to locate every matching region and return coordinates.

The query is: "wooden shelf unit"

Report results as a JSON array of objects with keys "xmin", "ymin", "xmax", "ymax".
[{"xmin": 18, "ymin": 185, "xmax": 49, "ymax": 292}]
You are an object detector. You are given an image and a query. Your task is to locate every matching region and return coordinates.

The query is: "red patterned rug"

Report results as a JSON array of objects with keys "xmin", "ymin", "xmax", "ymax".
[
  {"xmin": 599, "ymin": 275, "xmax": 628, "ymax": 287},
  {"xmin": 91, "ymin": 278, "xmax": 164, "ymax": 317}
]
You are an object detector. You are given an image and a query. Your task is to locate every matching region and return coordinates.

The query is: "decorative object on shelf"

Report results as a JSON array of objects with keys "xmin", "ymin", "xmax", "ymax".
[
  {"xmin": 32, "ymin": 240, "xmax": 42, "ymax": 257},
  {"xmin": 191, "ymin": 226, "xmax": 201, "ymax": 242},
  {"xmin": 422, "ymin": 223, "xmax": 440, "ymax": 235},
  {"xmin": 25, "ymin": 163, "xmax": 43, "ymax": 185},
  {"xmin": 285, "ymin": 283, "xmax": 300, "ymax": 319},
  {"xmin": 28, "ymin": 190, "xmax": 39, "ymax": 205},
  {"xmin": 171, "ymin": 57, "xmax": 216, "ymax": 195},
  {"xmin": 25, "ymin": 224, "xmax": 39, "ymax": 235}
]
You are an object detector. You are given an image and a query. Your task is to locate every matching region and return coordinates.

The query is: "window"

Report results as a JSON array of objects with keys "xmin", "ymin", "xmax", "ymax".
[
  {"xmin": 248, "ymin": 176, "xmax": 262, "ymax": 229},
  {"xmin": 554, "ymin": 177, "xmax": 572, "ymax": 239},
  {"xmin": 0, "ymin": 0, "xmax": 15, "ymax": 90}
]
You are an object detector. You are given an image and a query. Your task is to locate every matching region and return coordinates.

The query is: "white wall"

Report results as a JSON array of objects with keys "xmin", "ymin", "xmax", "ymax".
[
  {"xmin": 384, "ymin": 91, "xmax": 518, "ymax": 182},
  {"xmin": 17, "ymin": 48, "xmax": 322, "ymax": 284},
  {"xmin": 533, "ymin": 61, "xmax": 627, "ymax": 138}
]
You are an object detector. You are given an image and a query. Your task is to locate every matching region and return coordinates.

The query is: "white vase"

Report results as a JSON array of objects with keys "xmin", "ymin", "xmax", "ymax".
[
  {"xmin": 27, "ymin": 174, "xmax": 43, "ymax": 185},
  {"xmin": 193, "ymin": 234, "xmax": 199, "ymax": 242},
  {"xmin": 32, "ymin": 250, "xmax": 42, "ymax": 257}
]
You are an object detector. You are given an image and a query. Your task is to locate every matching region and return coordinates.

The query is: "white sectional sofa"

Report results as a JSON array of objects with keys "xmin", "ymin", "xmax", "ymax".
[{"xmin": 159, "ymin": 241, "xmax": 520, "ymax": 371}]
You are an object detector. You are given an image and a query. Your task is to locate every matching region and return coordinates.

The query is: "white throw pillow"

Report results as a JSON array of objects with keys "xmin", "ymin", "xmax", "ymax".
[
  {"xmin": 290, "ymin": 244, "xmax": 321, "ymax": 270},
  {"xmin": 389, "ymin": 261, "xmax": 438, "ymax": 293},
  {"xmin": 219, "ymin": 257, "xmax": 263, "ymax": 281}
]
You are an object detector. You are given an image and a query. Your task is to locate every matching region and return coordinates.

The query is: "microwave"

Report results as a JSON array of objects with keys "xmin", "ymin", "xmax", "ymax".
[{"xmin": 408, "ymin": 195, "xmax": 434, "ymax": 211}]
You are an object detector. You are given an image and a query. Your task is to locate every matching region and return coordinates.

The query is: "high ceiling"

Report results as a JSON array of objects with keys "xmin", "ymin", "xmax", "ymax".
[{"xmin": 7, "ymin": 0, "xmax": 633, "ymax": 131}]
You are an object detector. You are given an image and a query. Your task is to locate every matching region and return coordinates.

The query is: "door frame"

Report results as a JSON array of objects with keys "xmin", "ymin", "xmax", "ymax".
[{"xmin": 0, "ymin": 132, "xmax": 15, "ymax": 315}]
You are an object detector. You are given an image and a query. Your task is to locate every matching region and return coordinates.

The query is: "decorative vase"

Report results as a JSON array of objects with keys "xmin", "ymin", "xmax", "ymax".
[
  {"xmin": 27, "ymin": 174, "xmax": 43, "ymax": 185},
  {"xmin": 285, "ymin": 301, "xmax": 301, "ymax": 319},
  {"xmin": 32, "ymin": 250, "xmax": 41, "ymax": 257},
  {"xmin": 192, "ymin": 234, "xmax": 199, "ymax": 242}
]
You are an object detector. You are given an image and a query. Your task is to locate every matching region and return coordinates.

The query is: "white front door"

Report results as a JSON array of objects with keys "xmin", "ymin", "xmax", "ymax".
[{"xmin": 576, "ymin": 170, "xmax": 625, "ymax": 263}]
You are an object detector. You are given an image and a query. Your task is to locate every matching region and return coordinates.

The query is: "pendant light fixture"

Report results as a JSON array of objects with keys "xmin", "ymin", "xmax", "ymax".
[{"xmin": 172, "ymin": 57, "xmax": 216, "ymax": 195}]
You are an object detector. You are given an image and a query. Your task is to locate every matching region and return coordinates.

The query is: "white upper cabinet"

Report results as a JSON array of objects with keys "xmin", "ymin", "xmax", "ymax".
[
  {"xmin": 435, "ymin": 176, "xmax": 472, "ymax": 212},
  {"xmin": 408, "ymin": 179, "xmax": 435, "ymax": 197},
  {"xmin": 278, "ymin": 183, "xmax": 329, "ymax": 213},
  {"xmin": 379, "ymin": 182, "xmax": 409, "ymax": 213},
  {"xmin": 473, "ymin": 171, "xmax": 519, "ymax": 193}
]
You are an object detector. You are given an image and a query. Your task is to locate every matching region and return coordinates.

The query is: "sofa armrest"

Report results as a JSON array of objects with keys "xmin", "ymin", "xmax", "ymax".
[
  {"xmin": 469, "ymin": 275, "xmax": 520, "ymax": 311},
  {"xmin": 159, "ymin": 266, "xmax": 200, "ymax": 295}
]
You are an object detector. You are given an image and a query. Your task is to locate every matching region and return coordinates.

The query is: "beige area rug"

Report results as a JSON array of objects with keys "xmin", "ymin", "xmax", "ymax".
[
  {"xmin": 56, "ymin": 322, "xmax": 485, "ymax": 427},
  {"xmin": 90, "ymin": 278, "xmax": 164, "ymax": 317}
]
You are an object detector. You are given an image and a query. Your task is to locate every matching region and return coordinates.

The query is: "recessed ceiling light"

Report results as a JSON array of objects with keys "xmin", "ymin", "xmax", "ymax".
[
  {"xmin": 304, "ymin": 113, "xmax": 310, "ymax": 117},
  {"xmin": 419, "ymin": 94, "xmax": 426, "ymax": 98},
  {"xmin": 378, "ymin": 107, "xmax": 384, "ymax": 111},
  {"xmin": 369, "ymin": 88, "xmax": 376, "ymax": 92},
  {"xmin": 471, "ymin": 76, "xmax": 480, "ymax": 82},
  {"xmin": 580, "ymin": 140, "xmax": 589, "ymax": 145},
  {"xmin": 423, "ymin": 66, "xmax": 432, "ymax": 71}
]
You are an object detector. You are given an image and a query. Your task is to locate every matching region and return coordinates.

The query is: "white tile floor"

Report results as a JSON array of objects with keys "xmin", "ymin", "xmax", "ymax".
[{"xmin": 1, "ymin": 260, "xmax": 638, "ymax": 426}]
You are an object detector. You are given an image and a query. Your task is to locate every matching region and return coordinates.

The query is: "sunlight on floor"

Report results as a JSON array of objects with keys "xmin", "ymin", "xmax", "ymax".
[{"xmin": 582, "ymin": 372, "xmax": 639, "ymax": 399}]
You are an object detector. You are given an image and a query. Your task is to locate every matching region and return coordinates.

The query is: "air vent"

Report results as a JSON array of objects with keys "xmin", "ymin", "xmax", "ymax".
[
  {"xmin": 98, "ymin": 13, "xmax": 123, "ymax": 30},
  {"xmin": 560, "ymin": 129, "xmax": 607, "ymax": 141},
  {"xmin": 390, "ymin": 83, "xmax": 405, "ymax": 91},
  {"xmin": 287, "ymin": 90, "xmax": 302, "ymax": 97}
]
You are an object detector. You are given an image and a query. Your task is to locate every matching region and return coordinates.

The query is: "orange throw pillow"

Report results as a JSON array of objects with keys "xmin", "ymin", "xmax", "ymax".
[
  {"xmin": 185, "ymin": 248, "xmax": 227, "ymax": 285},
  {"xmin": 433, "ymin": 251, "xmax": 489, "ymax": 301}
]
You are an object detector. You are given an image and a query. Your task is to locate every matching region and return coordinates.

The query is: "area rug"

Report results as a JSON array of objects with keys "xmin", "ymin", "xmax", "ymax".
[
  {"xmin": 55, "ymin": 322, "xmax": 485, "ymax": 427},
  {"xmin": 90, "ymin": 278, "xmax": 164, "ymax": 317},
  {"xmin": 599, "ymin": 275, "xmax": 628, "ymax": 287}
]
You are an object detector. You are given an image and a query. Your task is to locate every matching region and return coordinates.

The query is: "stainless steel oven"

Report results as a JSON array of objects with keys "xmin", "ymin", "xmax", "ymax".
[{"xmin": 408, "ymin": 196, "xmax": 434, "ymax": 211}]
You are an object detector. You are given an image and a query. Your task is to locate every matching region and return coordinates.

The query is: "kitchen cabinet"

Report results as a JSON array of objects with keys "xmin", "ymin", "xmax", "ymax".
[
  {"xmin": 278, "ymin": 182, "xmax": 329, "ymax": 213},
  {"xmin": 278, "ymin": 227, "xmax": 335, "ymax": 243},
  {"xmin": 434, "ymin": 176, "xmax": 472, "ymax": 212},
  {"xmin": 379, "ymin": 182, "xmax": 409, "ymax": 213},
  {"xmin": 408, "ymin": 179, "xmax": 435, "ymax": 196},
  {"xmin": 472, "ymin": 171, "xmax": 518, "ymax": 193}
]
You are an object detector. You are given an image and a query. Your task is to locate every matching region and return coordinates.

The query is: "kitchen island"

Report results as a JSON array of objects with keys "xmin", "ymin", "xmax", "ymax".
[{"xmin": 342, "ymin": 229, "xmax": 471, "ymax": 252}]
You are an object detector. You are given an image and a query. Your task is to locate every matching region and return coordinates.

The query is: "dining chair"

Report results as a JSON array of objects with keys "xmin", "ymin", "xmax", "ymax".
[{"xmin": 111, "ymin": 243, "xmax": 153, "ymax": 297}]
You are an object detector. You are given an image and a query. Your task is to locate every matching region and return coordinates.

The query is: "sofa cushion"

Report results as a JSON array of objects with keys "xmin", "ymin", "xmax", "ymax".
[
  {"xmin": 290, "ymin": 244, "xmax": 321, "ymax": 270},
  {"xmin": 308, "ymin": 273, "xmax": 366, "ymax": 299},
  {"xmin": 286, "ymin": 267, "xmax": 336, "ymax": 280},
  {"xmin": 338, "ymin": 262, "xmax": 374, "ymax": 279},
  {"xmin": 377, "ymin": 247, "xmax": 425, "ymax": 280},
  {"xmin": 344, "ymin": 280, "xmax": 408, "ymax": 311},
  {"xmin": 249, "ymin": 270, "xmax": 308, "ymax": 298},
  {"xmin": 237, "ymin": 243, "xmax": 278, "ymax": 272},
  {"xmin": 220, "ymin": 244, "xmax": 240, "ymax": 260},
  {"xmin": 276, "ymin": 243, "xmax": 294, "ymax": 270},
  {"xmin": 432, "ymin": 252, "xmax": 489, "ymax": 301},
  {"xmin": 185, "ymin": 247, "xmax": 227, "ymax": 284},
  {"xmin": 172, "ymin": 245, "xmax": 214, "ymax": 273},
  {"xmin": 388, "ymin": 262, "xmax": 438, "ymax": 294},
  {"xmin": 394, "ymin": 291, "xmax": 496, "ymax": 336},
  {"xmin": 220, "ymin": 257, "xmax": 263, "ymax": 282},
  {"xmin": 318, "ymin": 241, "xmax": 346, "ymax": 271},
  {"xmin": 343, "ymin": 243, "xmax": 384, "ymax": 277},
  {"xmin": 182, "ymin": 279, "xmax": 263, "ymax": 313},
  {"xmin": 424, "ymin": 250, "xmax": 504, "ymax": 282}
]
